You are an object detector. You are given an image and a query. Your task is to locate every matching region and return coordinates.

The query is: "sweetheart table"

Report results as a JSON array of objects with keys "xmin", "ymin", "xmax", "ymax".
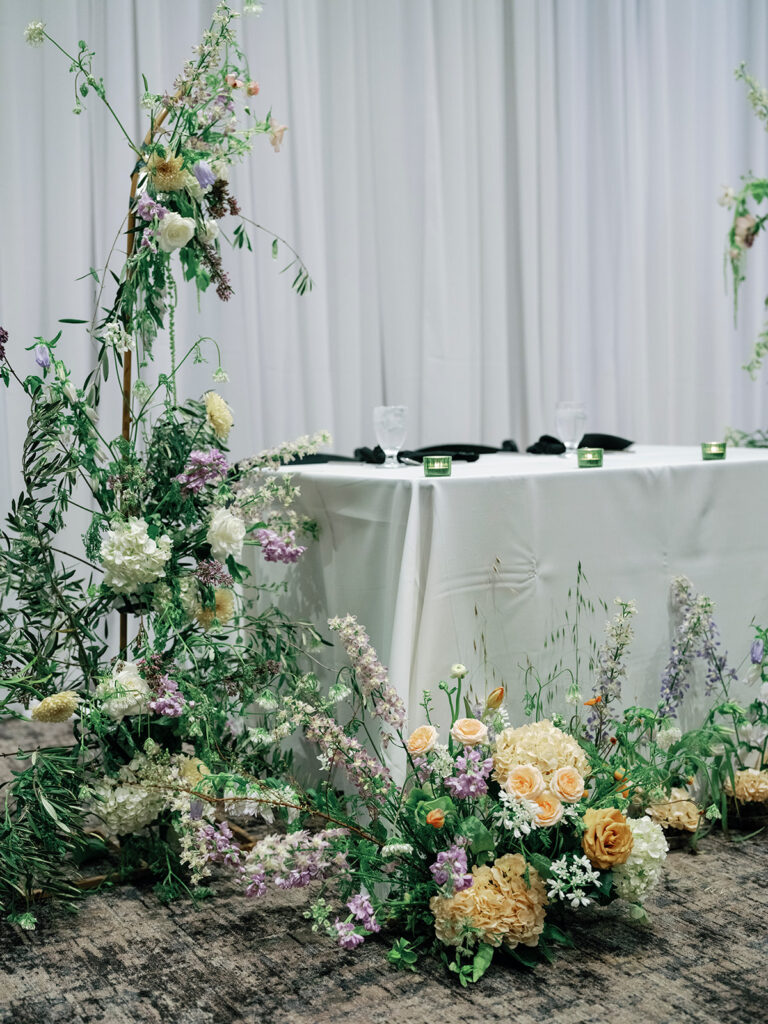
[{"xmin": 262, "ymin": 446, "xmax": 768, "ymax": 725}]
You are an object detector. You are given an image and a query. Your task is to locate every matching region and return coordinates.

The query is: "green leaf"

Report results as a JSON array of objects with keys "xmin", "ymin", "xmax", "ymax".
[
  {"xmin": 272, "ymin": 238, "xmax": 278, "ymax": 259},
  {"xmin": 542, "ymin": 921, "xmax": 574, "ymax": 947},
  {"xmin": 527, "ymin": 852, "xmax": 553, "ymax": 880},
  {"xmin": 457, "ymin": 816, "xmax": 495, "ymax": 856},
  {"xmin": 58, "ymin": 318, "xmax": 89, "ymax": 324},
  {"xmin": 472, "ymin": 943, "xmax": 494, "ymax": 982}
]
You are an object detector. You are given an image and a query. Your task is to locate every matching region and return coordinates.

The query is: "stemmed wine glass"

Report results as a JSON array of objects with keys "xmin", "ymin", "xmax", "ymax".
[
  {"xmin": 374, "ymin": 405, "xmax": 407, "ymax": 468},
  {"xmin": 555, "ymin": 401, "xmax": 586, "ymax": 455}
]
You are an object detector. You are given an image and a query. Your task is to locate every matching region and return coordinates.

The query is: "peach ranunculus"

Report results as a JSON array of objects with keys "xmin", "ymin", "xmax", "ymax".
[
  {"xmin": 581, "ymin": 807, "xmax": 634, "ymax": 869},
  {"xmin": 407, "ymin": 724, "xmax": 438, "ymax": 756},
  {"xmin": 485, "ymin": 687, "xmax": 505, "ymax": 711},
  {"xmin": 550, "ymin": 766, "xmax": 585, "ymax": 804},
  {"xmin": 451, "ymin": 717, "xmax": 489, "ymax": 747},
  {"xmin": 503, "ymin": 763, "xmax": 545, "ymax": 801},
  {"xmin": 426, "ymin": 808, "xmax": 445, "ymax": 828},
  {"xmin": 533, "ymin": 790, "xmax": 564, "ymax": 827}
]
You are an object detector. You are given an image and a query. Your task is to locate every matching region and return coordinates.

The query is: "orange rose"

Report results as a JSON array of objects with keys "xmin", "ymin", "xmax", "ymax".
[
  {"xmin": 426, "ymin": 809, "xmax": 445, "ymax": 828},
  {"xmin": 550, "ymin": 766, "xmax": 585, "ymax": 804},
  {"xmin": 581, "ymin": 807, "xmax": 634, "ymax": 869},
  {"xmin": 407, "ymin": 724, "xmax": 438, "ymax": 756},
  {"xmin": 533, "ymin": 791, "xmax": 564, "ymax": 827},
  {"xmin": 503, "ymin": 763, "xmax": 545, "ymax": 801},
  {"xmin": 451, "ymin": 718, "xmax": 489, "ymax": 747}
]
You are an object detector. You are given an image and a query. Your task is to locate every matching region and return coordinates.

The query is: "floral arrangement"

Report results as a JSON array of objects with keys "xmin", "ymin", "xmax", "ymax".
[{"xmin": 0, "ymin": 5, "xmax": 323, "ymax": 928}]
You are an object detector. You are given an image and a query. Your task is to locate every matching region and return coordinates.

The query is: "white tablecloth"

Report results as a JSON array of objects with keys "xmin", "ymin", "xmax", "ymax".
[{"xmin": 269, "ymin": 446, "xmax": 768, "ymax": 726}]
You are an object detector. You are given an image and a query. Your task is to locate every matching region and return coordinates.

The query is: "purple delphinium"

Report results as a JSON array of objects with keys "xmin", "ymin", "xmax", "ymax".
[
  {"xmin": 198, "ymin": 822, "xmax": 241, "ymax": 868},
  {"xmin": 429, "ymin": 843, "xmax": 473, "ymax": 894},
  {"xmin": 136, "ymin": 192, "xmax": 168, "ymax": 221},
  {"xmin": 444, "ymin": 745, "xmax": 493, "ymax": 799},
  {"xmin": 347, "ymin": 893, "xmax": 380, "ymax": 933},
  {"xmin": 0, "ymin": 326, "xmax": 7, "ymax": 361},
  {"xmin": 176, "ymin": 448, "xmax": 229, "ymax": 495},
  {"xmin": 193, "ymin": 160, "xmax": 216, "ymax": 188},
  {"xmin": 243, "ymin": 828, "xmax": 348, "ymax": 899},
  {"xmin": 751, "ymin": 638, "xmax": 765, "ymax": 665},
  {"xmin": 334, "ymin": 919, "xmax": 365, "ymax": 950},
  {"xmin": 34, "ymin": 344, "xmax": 50, "ymax": 369},
  {"xmin": 195, "ymin": 559, "xmax": 234, "ymax": 588},
  {"xmin": 255, "ymin": 527, "xmax": 306, "ymax": 564},
  {"xmin": 148, "ymin": 674, "xmax": 187, "ymax": 717}
]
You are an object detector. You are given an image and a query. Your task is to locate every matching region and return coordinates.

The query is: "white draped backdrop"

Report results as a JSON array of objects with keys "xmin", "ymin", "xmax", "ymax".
[{"xmin": 2, "ymin": 0, "xmax": 768, "ymax": 514}]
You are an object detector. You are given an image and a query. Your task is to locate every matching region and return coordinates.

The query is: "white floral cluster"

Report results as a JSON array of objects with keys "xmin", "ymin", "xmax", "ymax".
[
  {"xmin": 100, "ymin": 517, "xmax": 171, "ymax": 593},
  {"xmin": 381, "ymin": 842, "xmax": 414, "ymax": 858},
  {"xmin": 656, "ymin": 725, "xmax": 682, "ymax": 752},
  {"xmin": 429, "ymin": 744, "xmax": 457, "ymax": 780},
  {"xmin": 612, "ymin": 816, "xmax": 668, "ymax": 902},
  {"xmin": 223, "ymin": 783, "xmax": 300, "ymax": 825},
  {"xmin": 95, "ymin": 661, "xmax": 152, "ymax": 720},
  {"xmin": 102, "ymin": 320, "xmax": 135, "ymax": 354},
  {"xmin": 547, "ymin": 854, "xmax": 601, "ymax": 908},
  {"xmin": 491, "ymin": 790, "xmax": 538, "ymax": 839},
  {"xmin": 89, "ymin": 754, "xmax": 166, "ymax": 837},
  {"xmin": 241, "ymin": 430, "xmax": 332, "ymax": 470}
]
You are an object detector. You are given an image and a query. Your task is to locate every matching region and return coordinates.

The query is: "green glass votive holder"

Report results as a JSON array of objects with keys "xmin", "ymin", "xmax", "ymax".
[
  {"xmin": 701, "ymin": 442, "xmax": 726, "ymax": 461},
  {"xmin": 577, "ymin": 447, "xmax": 603, "ymax": 468},
  {"xmin": 423, "ymin": 455, "xmax": 452, "ymax": 477}
]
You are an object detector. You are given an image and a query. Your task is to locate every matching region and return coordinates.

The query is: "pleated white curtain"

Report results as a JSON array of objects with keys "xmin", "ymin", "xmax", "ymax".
[{"xmin": 2, "ymin": 0, "xmax": 768, "ymax": 516}]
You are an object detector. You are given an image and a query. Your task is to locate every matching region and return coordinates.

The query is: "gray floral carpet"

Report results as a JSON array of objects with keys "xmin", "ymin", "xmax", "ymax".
[{"xmin": 1, "ymin": 829, "xmax": 767, "ymax": 1024}]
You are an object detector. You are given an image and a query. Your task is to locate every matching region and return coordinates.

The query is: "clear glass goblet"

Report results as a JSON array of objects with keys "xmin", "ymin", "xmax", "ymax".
[
  {"xmin": 555, "ymin": 401, "xmax": 587, "ymax": 454},
  {"xmin": 374, "ymin": 405, "xmax": 407, "ymax": 468}
]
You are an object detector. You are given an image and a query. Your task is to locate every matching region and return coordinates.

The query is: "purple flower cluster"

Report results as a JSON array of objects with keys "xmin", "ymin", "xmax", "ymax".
[
  {"xmin": 429, "ymin": 843, "xmax": 473, "ymax": 893},
  {"xmin": 334, "ymin": 919, "xmax": 364, "ymax": 950},
  {"xmin": 255, "ymin": 528, "xmax": 307, "ymax": 564},
  {"xmin": 176, "ymin": 449, "xmax": 229, "ymax": 495},
  {"xmin": 136, "ymin": 192, "xmax": 168, "ymax": 221},
  {"xmin": 328, "ymin": 614, "xmax": 406, "ymax": 729},
  {"xmin": 0, "ymin": 326, "xmax": 7, "ymax": 361},
  {"xmin": 304, "ymin": 710, "xmax": 391, "ymax": 802},
  {"xmin": 148, "ymin": 674, "xmax": 187, "ymax": 717},
  {"xmin": 444, "ymin": 746, "xmax": 493, "ymax": 799},
  {"xmin": 195, "ymin": 558, "xmax": 234, "ymax": 588},
  {"xmin": 243, "ymin": 828, "xmax": 348, "ymax": 899},
  {"xmin": 347, "ymin": 893, "xmax": 380, "ymax": 932},
  {"xmin": 198, "ymin": 822, "xmax": 241, "ymax": 868},
  {"xmin": 660, "ymin": 578, "xmax": 737, "ymax": 716}
]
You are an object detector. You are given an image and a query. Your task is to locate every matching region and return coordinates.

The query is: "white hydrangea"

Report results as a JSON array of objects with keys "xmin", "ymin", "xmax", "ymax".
[
  {"xmin": 96, "ymin": 661, "xmax": 152, "ymax": 720},
  {"xmin": 89, "ymin": 756, "xmax": 166, "ymax": 837},
  {"xmin": 100, "ymin": 517, "xmax": 171, "ymax": 593},
  {"xmin": 612, "ymin": 817, "xmax": 668, "ymax": 902}
]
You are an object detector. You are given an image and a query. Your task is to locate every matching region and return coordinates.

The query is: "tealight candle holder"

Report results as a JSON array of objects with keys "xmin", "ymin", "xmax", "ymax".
[
  {"xmin": 423, "ymin": 455, "xmax": 452, "ymax": 477},
  {"xmin": 701, "ymin": 442, "xmax": 726, "ymax": 461},
  {"xmin": 577, "ymin": 447, "xmax": 603, "ymax": 469}
]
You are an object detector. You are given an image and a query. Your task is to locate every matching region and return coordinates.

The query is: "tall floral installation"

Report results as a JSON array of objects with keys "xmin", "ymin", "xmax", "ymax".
[{"xmin": 0, "ymin": 6, "xmax": 324, "ymax": 929}]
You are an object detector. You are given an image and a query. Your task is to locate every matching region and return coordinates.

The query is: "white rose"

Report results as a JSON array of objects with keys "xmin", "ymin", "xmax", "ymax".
[
  {"xmin": 198, "ymin": 219, "xmax": 220, "ymax": 244},
  {"xmin": 156, "ymin": 212, "xmax": 196, "ymax": 253},
  {"xmin": 207, "ymin": 507, "xmax": 245, "ymax": 561}
]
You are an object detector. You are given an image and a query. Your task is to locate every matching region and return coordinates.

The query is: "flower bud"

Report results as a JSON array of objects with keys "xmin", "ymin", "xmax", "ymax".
[
  {"xmin": 450, "ymin": 663, "xmax": 467, "ymax": 679},
  {"xmin": 246, "ymin": 80, "xmax": 260, "ymax": 96},
  {"xmin": 425, "ymin": 809, "xmax": 445, "ymax": 828},
  {"xmin": 485, "ymin": 686, "xmax": 504, "ymax": 711}
]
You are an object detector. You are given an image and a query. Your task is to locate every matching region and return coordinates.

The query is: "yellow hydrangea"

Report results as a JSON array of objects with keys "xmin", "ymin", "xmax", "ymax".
[
  {"xmin": 493, "ymin": 719, "xmax": 588, "ymax": 785},
  {"xmin": 31, "ymin": 691, "xmax": 79, "ymax": 722},
  {"xmin": 205, "ymin": 391, "xmax": 234, "ymax": 441},
  {"xmin": 430, "ymin": 853, "xmax": 547, "ymax": 951},
  {"xmin": 646, "ymin": 787, "xmax": 701, "ymax": 832},
  {"xmin": 725, "ymin": 768, "xmax": 768, "ymax": 804}
]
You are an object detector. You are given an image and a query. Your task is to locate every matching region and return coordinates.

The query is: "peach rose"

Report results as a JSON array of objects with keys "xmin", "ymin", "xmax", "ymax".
[
  {"xmin": 503, "ymin": 763, "xmax": 545, "ymax": 801},
  {"xmin": 533, "ymin": 791, "xmax": 564, "ymax": 827},
  {"xmin": 451, "ymin": 717, "xmax": 489, "ymax": 747},
  {"xmin": 426, "ymin": 809, "xmax": 445, "ymax": 828},
  {"xmin": 550, "ymin": 766, "xmax": 585, "ymax": 804},
  {"xmin": 581, "ymin": 807, "xmax": 634, "ymax": 869},
  {"xmin": 407, "ymin": 724, "xmax": 438, "ymax": 756}
]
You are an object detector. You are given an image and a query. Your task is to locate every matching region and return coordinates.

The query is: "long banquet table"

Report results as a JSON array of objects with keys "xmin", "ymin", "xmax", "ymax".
[{"xmin": 267, "ymin": 446, "xmax": 768, "ymax": 725}]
